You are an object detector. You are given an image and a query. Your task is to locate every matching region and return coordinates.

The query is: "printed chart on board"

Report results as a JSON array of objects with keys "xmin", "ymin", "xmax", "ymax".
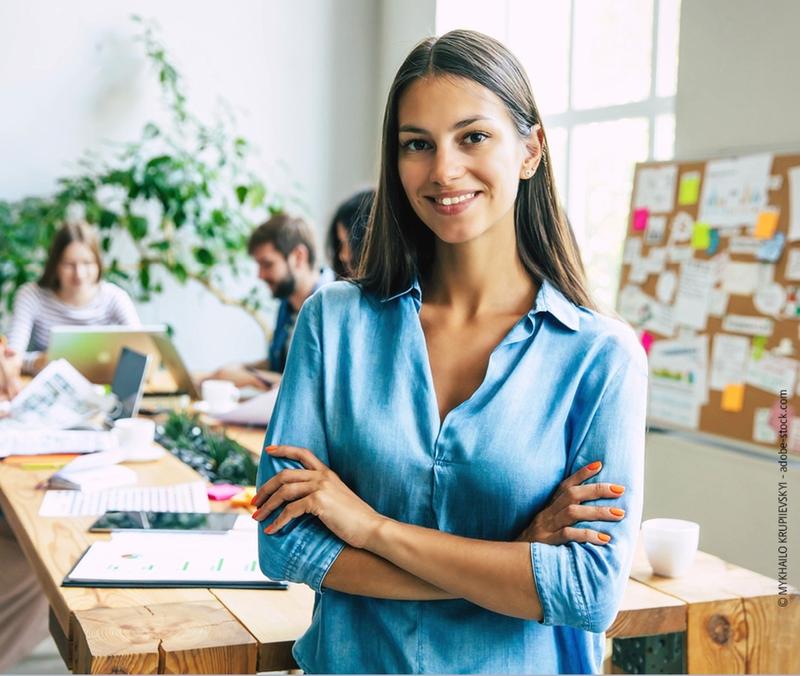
[{"xmin": 618, "ymin": 152, "xmax": 800, "ymax": 455}]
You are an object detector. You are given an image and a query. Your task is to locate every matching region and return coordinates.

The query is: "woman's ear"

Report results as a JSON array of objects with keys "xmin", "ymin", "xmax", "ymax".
[{"xmin": 520, "ymin": 124, "xmax": 544, "ymax": 180}]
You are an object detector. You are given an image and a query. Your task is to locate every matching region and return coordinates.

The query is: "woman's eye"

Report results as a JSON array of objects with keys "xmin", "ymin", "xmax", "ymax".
[
  {"xmin": 463, "ymin": 132, "xmax": 489, "ymax": 145},
  {"xmin": 400, "ymin": 139, "xmax": 430, "ymax": 152}
]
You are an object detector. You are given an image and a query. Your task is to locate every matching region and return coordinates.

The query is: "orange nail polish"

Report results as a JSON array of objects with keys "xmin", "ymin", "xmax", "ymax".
[
  {"xmin": 265, "ymin": 445, "xmax": 277, "ymax": 453},
  {"xmin": 597, "ymin": 533, "xmax": 611, "ymax": 543},
  {"xmin": 610, "ymin": 508, "xmax": 625, "ymax": 517},
  {"xmin": 264, "ymin": 524, "xmax": 274, "ymax": 534},
  {"xmin": 610, "ymin": 484, "xmax": 625, "ymax": 494},
  {"xmin": 587, "ymin": 461, "xmax": 602, "ymax": 471}
]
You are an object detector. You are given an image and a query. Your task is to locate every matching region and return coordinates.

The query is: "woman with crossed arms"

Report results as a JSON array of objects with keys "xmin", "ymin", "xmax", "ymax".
[{"xmin": 253, "ymin": 30, "xmax": 647, "ymax": 674}]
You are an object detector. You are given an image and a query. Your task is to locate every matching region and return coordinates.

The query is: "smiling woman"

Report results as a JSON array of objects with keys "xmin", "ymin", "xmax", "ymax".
[
  {"xmin": 254, "ymin": 29, "xmax": 647, "ymax": 674},
  {"xmin": 6, "ymin": 222, "xmax": 140, "ymax": 374}
]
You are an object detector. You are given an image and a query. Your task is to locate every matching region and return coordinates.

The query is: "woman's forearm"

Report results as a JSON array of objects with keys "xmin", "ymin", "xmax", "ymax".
[
  {"xmin": 322, "ymin": 545, "xmax": 457, "ymax": 600},
  {"xmin": 365, "ymin": 519, "xmax": 543, "ymax": 620}
]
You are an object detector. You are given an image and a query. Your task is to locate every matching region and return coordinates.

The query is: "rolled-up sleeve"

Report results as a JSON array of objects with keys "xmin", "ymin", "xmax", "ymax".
[
  {"xmin": 257, "ymin": 294, "xmax": 345, "ymax": 591},
  {"xmin": 531, "ymin": 343, "xmax": 648, "ymax": 633}
]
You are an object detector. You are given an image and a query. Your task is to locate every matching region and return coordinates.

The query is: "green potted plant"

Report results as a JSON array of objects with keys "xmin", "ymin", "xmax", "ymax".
[{"xmin": 0, "ymin": 16, "xmax": 298, "ymax": 341}]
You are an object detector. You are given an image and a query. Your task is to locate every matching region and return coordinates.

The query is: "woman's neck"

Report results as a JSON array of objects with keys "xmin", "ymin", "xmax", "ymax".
[
  {"xmin": 57, "ymin": 283, "xmax": 99, "ymax": 307},
  {"xmin": 423, "ymin": 221, "xmax": 537, "ymax": 319}
]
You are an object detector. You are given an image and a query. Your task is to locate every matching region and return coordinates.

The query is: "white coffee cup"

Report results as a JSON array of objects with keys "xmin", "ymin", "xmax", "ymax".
[
  {"xmin": 112, "ymin": 417, "xmax": 162, "ymax": 462},
  {"xmin": 201, "ymin": 379, "xmax": 240, "ymax": 413},
  {"xmin": 641, "ymin": 518, "xmax": 700, "ymax": 578}
]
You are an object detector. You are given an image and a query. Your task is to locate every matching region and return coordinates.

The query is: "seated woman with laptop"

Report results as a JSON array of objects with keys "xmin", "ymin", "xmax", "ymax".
[{"xmin": 6, "ymin": 221, "xmax": 140, "ymax": 374}]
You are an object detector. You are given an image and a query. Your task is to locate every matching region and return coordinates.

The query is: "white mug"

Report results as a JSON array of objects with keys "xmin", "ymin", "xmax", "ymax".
[
  {"xmin": 112, "ymin": 417, "xmax": 162, "ymax": 462},
  {"xmin": 201, "ymin": 379, "xmax": 240, "ymax": 413},
  {"xmin": 641, "ymin": 518, "xmax": 700, "ymax": 578}
]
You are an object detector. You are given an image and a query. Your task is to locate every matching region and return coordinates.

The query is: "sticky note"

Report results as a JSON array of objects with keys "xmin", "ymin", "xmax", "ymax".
[
  {"xmin": 640, "ymin": 331, "xmax": 655, "ymax": 354},
  {"xmin": 707, "ymin": 229, "xmax": 720, "ymax": 255},
  {"xmin": 755, "ymin": 209, "xmax": 779, "ymax": 239},
  {"xmin": 752, "ymin": 335, "xmax": 767, "ymax": 361},
  {"xmin": 678, "ymin": 172, "xmax": 701, "ymax": 205},
  {"xmin": 207, "ymin": 483, "xmax": 241, "ymax": 501},
  {"xmin": 757, "ymin": 232, "xmax": 785, "ymax": 262},
  {"xmin": 721, "ymin": 383, "xmax": 745, "ymax": 412},
  {"xmin": 691, "ymin": 222, "xmax": 711, "ymax": 249},
  {"xmin": 633, "ymin": 208, "xmax": 649, "ymax": 232}
]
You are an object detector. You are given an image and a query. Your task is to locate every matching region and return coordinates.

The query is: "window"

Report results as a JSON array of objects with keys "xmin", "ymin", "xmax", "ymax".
[{"xmin": 436, "ymin": 0, "xmax": 681, "ymax": 310}]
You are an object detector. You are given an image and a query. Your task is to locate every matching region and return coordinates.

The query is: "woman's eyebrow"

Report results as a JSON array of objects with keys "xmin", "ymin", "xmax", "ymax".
[{"xmin": 398, "ymin": 116, "xmax": 493, "ymax": 134}]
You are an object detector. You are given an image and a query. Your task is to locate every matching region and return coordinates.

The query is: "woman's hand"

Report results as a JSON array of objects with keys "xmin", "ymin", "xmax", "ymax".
[
  {"xmin": 515, "ymin": 461, "xmax": 626, "ymax": 546},
  {"xmin": 252, "ymin": 445, "xmax": 384, "ymax": 549}
]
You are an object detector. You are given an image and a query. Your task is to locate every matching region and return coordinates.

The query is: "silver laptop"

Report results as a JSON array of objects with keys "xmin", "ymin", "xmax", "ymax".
[{"xmin": 47, "ymin": 325, "xmax": 200, "ymax": 398}]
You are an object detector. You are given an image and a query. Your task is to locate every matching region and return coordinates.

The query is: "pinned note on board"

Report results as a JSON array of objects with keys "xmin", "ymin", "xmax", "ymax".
[
  {"xmin": 754, "ymin": 208, "xmax": 779, "ymax": 239},
  {"xmin": 691, "ymin": 222, "xmax": 711, "ymax": 249},
  {"xmin": 678, "ymin": 171, "xmax": 701, "ymax": 206},
  {"xmin": 752, "ymin": 335, "xmax": 768, "ymax": 361},
  {"xmin": 721, "ymin": 383, "xmax": 745, "ymax": 412},
  {"xmin": 633, "ymin": 208, "xmax": 649, "ymax": 232},
  {"xmin": 640, "ymin": 330, "xmax": 655, "ymax": 354}
]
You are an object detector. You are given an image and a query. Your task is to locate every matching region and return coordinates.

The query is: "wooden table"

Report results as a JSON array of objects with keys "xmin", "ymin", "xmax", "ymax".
[{"xmin": 1, "ymin": 426, "xmax": 797, "ymax": 673}]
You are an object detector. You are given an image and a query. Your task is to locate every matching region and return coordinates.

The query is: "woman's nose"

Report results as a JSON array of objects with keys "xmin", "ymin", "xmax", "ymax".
[{"xmin": 429, "ymin": 147, "xmax": 465, "ymax": 185}]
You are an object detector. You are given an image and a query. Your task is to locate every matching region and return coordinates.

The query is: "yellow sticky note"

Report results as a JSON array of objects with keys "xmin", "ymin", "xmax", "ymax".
[
  {"xmin": 721, "ymin": 383, "xmax": 745, "ymax": 412},
  {"xmin": 691, "ymin": 222, "xmax": 711, "ymax": 249},
  {"xmin": 755, "ymin": 209, "xmax": 779, "ymax": 239},
  {"xmin": 678, "ymin": 172, "xmax": 701, "ymax": 205}
]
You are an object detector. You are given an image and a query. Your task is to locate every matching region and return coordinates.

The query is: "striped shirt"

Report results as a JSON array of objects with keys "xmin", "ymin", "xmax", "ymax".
[{"xmin": 7, "ymin": 281, "xmax": 140, "ymax": 373}]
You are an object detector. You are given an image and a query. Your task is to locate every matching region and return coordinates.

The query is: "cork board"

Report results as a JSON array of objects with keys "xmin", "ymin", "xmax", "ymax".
[{"xmin": 618, "ymin": 152, "xmax": 800, "ymax": 455}]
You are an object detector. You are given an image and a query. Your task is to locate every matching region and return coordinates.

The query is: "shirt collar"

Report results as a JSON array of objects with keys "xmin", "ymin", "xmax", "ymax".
[
  {"xmin": 531, "ymin": 278, "xmax": 581, "ymax": 332},
  {"xmin": 381, "ymin": 276, "xmax": 580, "ymax": 332}
]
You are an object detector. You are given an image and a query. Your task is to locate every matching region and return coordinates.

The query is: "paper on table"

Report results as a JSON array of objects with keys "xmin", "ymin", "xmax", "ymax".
[
  {"xmin": 213, "ymin": 389, "xmax": 278, "ymax": 426},
  {"xmin": 710, "ymin": 334, "xmax": 750, "ymax": 391},
  {"xmin": 0, "ymin": 360, "xmax": 113, "ymax": 431},
  {"xmin": 634, "ymin": 164, "xmax": 678, "ymax": 213},
  {"xmin": 64, "ymin": 531, "xmax": 284, "ymax": 588},
  {"xmin": 0, "ymin": 429, "xmax": 117, "ymax": 458},
  {"xmin": 698, "ymin": 153, "xmax": 772, "ymax": 228},
  {"xmin": 39, "ymin": 481, "xmax": 209, "ymax": 517}
]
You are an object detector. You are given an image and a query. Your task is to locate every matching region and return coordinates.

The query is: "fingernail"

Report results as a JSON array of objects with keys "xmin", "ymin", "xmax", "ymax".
[
  {"xmin": 587, "ymin": 461, "xmax": 602, "ymax": 471},
  {"xmin": 251, "ymin": 512, "xmax": 258, "ymax": 520},
  {"xmin": 265, "ymin": 445, "xmax": 277, "ymax": 453},
  {"xmin": 610, "ymin": 508, "xmax": 625, "ymax": 517},
  {"xmin": 249, "ymin": 496, "xmax": 258, "ymax": 505},
  {"xmin": 264, "ymin": 523, "xmax": 275, "ymax": 534},
  {"xmin": 610, "ymin": 484, "xmax": 625, "ymax": 494},
  {"xmin": 597, "ymin": 533, "xmax": 611, "ymax": 543}
]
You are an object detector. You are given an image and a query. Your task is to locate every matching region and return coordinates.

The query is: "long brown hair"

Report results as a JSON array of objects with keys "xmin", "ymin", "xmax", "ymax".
[
  {"xmin": 355, "ymin": 29, "xmax": 596, "ymax": 310},
  {"xmin": 38, "ymin": 222, "xmax": 103, "ymax": 291}
]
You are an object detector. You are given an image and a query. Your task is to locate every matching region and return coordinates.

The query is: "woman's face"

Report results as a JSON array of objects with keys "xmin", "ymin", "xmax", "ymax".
[
  {"xmin": 397, "ymin": 75, "xmax": 539, "ymax": 246},
  {"xmin": 57, "ymin": 242, "xmax": 99, "ymax": 292}
]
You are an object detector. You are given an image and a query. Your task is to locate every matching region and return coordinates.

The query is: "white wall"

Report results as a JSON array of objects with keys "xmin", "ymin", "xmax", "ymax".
[
  {"xmin": 0, "ymin": 0, "xmax": 381, "ymax": 369},
  {"xmin": 675, "ymin": 0, "xmax": 800, "ymax": 158},
  {"xmin": 646, "ymin": 0, "xmax": 800, "ymax": 587}
]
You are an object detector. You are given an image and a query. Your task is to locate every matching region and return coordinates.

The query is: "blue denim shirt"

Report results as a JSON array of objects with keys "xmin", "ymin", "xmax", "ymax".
[{"xmin": 257, "ymin": 278, "xmax": 648, "ymax": 674}]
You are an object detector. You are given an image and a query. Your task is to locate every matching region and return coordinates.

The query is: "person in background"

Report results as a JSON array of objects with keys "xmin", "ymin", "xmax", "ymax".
[
  {"xmin": 7, "ymin": 222, "xmax": 140, "ymax": 374},
  {"xmin": 326, "ymin": 189, "xmax": 375, "ymax": 279},
  {"xmin": 252, "ymin": 29, "xmax": 646, "ymax": 674},
  {"xmin": 207, "ymin": 213, "xmax": 334, "ymax": 389}
]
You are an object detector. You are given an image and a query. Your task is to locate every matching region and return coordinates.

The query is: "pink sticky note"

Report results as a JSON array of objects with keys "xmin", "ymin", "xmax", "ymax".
[
  {"xmin": 633, "ymin": 208, "xmax": 649, "ymax": 232},
  {"xmin": 207, "ymin": 483, "xmax": 241, "ymax": 501},
  {"xmin": 640, "ymin": 331, "xmax": 655, "ymax": 354}
]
